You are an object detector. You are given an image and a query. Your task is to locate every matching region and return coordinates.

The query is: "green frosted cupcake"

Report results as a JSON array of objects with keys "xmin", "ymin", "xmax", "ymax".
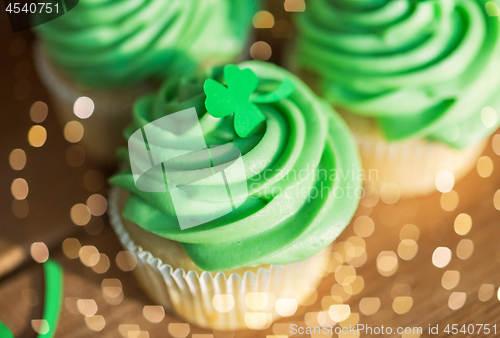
[
  {"xmin": 33, "ymin": 0, "xmax": 258, "ymax": 165},
  {"xmin": 292, "ymin": 0, "xmax": 500, "ymax": 196},
  {"xmin": 108, "ymin": 61, "xmax": 362, "ymax": 329}
]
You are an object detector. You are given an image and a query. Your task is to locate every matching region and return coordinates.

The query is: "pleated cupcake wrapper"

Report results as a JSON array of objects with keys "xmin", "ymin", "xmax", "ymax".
[
  {"xmin": 108, "ymin": 187, "xmax": 328, "ymax": 330},
  {"xmin": 353, "ymin": 131, "xmax": 487, "ymax": 197},
  {"xmin": 33, "ymin": 41, "xmax": 153, "ymax": 166}
]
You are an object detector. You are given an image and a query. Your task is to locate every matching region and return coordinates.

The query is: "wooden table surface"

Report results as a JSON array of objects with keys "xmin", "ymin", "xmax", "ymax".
[{"xmin": 1, "ymin": 7, "xmax": 500, "ymax": 338}]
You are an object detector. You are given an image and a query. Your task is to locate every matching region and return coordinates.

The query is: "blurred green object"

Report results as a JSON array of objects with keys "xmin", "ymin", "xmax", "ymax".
[
  {"xmin": 39, "ymin": 259, "xmax": 63, "ymax": 338},
  {"xmin": 0, "ymin": 322, "xmax": 14, "ymax": 338}
]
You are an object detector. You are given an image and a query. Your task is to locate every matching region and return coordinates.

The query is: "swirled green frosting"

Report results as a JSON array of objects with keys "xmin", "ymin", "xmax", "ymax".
[
  {"xmin": 34, "ymin": 0, "xmax": 257, "ymax": 88},
  {"xmin": 110, "ymin": 61, "xmax": 362, "ymax": 271},
  {"xmin": 294, "ymin": 0, "xmax": 500, "ymax": 148}
]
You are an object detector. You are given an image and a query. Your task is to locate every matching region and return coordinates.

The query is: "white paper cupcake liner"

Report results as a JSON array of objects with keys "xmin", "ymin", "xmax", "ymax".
[
  {"xmin": 108, "ymin": 187, "xmax": 328, "ymax": 330},
  {"xmin": 33, "ymin": 41, "xmax": 154, "ymax": 166},
  {"xmin": 354, "ymin": 130, "xmax": 487, "ymax": 197}
]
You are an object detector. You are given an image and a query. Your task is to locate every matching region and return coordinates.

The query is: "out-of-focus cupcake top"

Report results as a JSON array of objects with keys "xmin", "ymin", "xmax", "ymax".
[
  {"xmin": 34, "ymin": 0, "xmax": 257, "ymax": 88},
  {"xmin": 294, "ymin": 0, "xmax": 500, "ymax": 149},
  {"xmin": 110, "ymin": 61, "xmax": 362, "ymax": 271}
]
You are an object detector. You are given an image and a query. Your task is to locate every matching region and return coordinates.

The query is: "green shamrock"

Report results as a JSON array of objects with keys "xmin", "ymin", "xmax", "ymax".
[{"xmin": 204, "ymin": 65, "xmax": 295, "ymax": 138}]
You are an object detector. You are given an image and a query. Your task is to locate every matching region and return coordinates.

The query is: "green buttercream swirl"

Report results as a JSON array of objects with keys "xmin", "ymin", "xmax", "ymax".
[
  {"xmin": 110, "ymin": 61, "xmax": 362, "ymax": 271},
  {"xmin": 294, "ymin": 0, "xmax": 500, "ymax": 148},
  {"xmin": 35, "ymin": 0, "xmax": 257, "ymax": 88}
]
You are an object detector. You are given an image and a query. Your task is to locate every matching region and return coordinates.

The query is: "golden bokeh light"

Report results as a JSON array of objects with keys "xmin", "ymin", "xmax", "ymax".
[
  {"xmin": 73, "ymin": 96, "xmax": 95, "ymax": 119},
  {"xmin": 30, "ymin": 242, "xmax": 49, "ymax": 263},
  {"xmin": 456, "ymin": 239, "xmax": 474, "ymax": 260},
  {"xmin": 11, "ymin": 178, "xmax": 28, "ymax": 200},
  {"xmin": 477, "ymin": 156, "xmax": 494, "ymax": 178},
  {"xmin": 253, "ymin": 10, "xmax": 274, "ymax": 28},
  {"xmin": 392, "ymin": 296, "xmax": 413, "ymax": 315},
  {"xmin": 86, "ymin": 194, "xmax": 107, "ymax": 216},
  {"xmin": 79, "ymin": 245, "xmax": 100, "ymax": 267},
  {"xmin": 102, "ymin": 279, "xmax": 123, "ymax": 305},
  {"xmin": 143, "ymin": 306, "xmax": 165, "ymax": 323},
  {"xmin": 440, "ymin": 190, "xmax": 459, "ymax": 211},
  {"xmin": 359, "ymin": 297, "xmax": 380, "ymax": 316},
  {"xmin": 76, "ymin": 299, "xmax": 98, "ymax": 316},
  {"xmin": 118, "ymin": 324, "xmax": 140, "ymax": 338},
  {"xmin": 62, "ymin": 238, "xmax": 81, "ymax": 259},
  {"xmin": 377, "ymin": 251, "xmax": 398, "ymax": 277},
  {"xmin": 352, "ymin": 216, "xmax": 375, "ymax": 238},
  {"xmin": 360, "ymin": 185, "xmax": 380, "ymax": 208},
  {"xmin": 478, "ymin": 284, "xmax": 495, "ymax": 302},
  {"xmin": 432, "ymin": 247, "xmax": 452, "ymax": 268},
  {"xmin": 435, "ymin": 171, "xmax": 455, "ymax": 193},
  {"xmin": 448, "ymin": 292, "xmax": 466, "ymax": 310},
  {"xmin": 28, "ymin": 125, "xmax": 47, "ymax": 147},
  {"xmin": 116, "ymin": 251, "xmax": 137, "ymax": 271},
  {"xmin": 398, "ymin": 239, "xmax": 418, "ymax": 261},
  {"xmin": 494, "ymin": 189, "xmax": 500, "ymax": 210},
  {"xmin": 245, "ymin": 292, "xmax": 272, "ymax": 311},
  {"xmin": 347, "ymin": 250, "xmax": 367, "ymax": 268},
  {"xmin": 493, "ymin": 134, "xmax": 500, "ymax": 155},
  {"xmin": 304, "ymin": 312, "xmax": 320, "ymax": 327},
  {"xmin": 441, "ymin": 270, "xmax": 460, "ymax": 290},
  {"xmin": 244, "ymin": 312, "xmax": 272, "ymax": 330},
  {"xmin": 454, "ymin": 213, "xmax": 472, "ymax": 236},
  {"xmin": 250, "ymin": 41, "xmax": 272, "ymax": 61},
  {"xmin": 71, "ymin": 203, "xmax": 91, "ymax": 226},
  {"xmin": 275, "ymin": 298, "xmax": 297, "ymax": 317},
  {"xmin": 84, "ymin": 315, "xmax": 105, "ymax": 332},
  {"xmin": 330, "ymin": 284, "xmax": 351, "ymax": 303},
  {"xmin": 31, "ymin": 319, "xmax": 49, "ymax": 335},
  {"xmin": 30, "ymin": 101, "xmax": 48, "ymax": 123},
  {"xmin": 328, "ymin": 304, "xmax": 350, "ymax": 322},
  {"xmin": 64, "ymin": 121, "xmax": 84, "ymax": 143},
  {"xmin": 9, "ymin": 148, "xmax": 26, "ymax": 170},
  {"xmin": 91, "ymin": 253, "xmax": 110, "ymax": 274},
  {"xmin": 335, "ymin": 265, "xmax": 357, "ymax": 285},
  {"xmin": 212, "ymin": 294, "xmax": 235, "ymax": 313},
  {"xmin": 346, "ymin": 236, "xmax": 366, "ymax": 258},
  {"xmin": 339, "ymin": 312, "xmax": 359, "ymax": 328},
  {"xmin": 284, "ymin": 0, "xmax": 306, "ymax": 12},
  {"xmin": 399, "ymin": 224, "xmax": 420, "ymax": 242},
  {"xmin": 343, "ymin": 276, "xmax": 364, "ymax": 296}
]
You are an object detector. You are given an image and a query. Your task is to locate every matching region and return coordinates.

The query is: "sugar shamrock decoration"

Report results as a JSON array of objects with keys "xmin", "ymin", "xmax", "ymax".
[{"xmin": 204, "ymin": 65, "xmax": 295, "ymax": 138}]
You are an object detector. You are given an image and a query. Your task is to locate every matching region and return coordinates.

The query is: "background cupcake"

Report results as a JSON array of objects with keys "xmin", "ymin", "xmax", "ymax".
[
  {"xmin": 33, "ymin": 0, "xmax": 258, "ymax": 166},
  {"xmin": 109, "ymin": 61, "xmax": 362, "ymax": 330},
  {"xmin": 292, "ymin": 0, "xmax": 500, "ymax": 197}
]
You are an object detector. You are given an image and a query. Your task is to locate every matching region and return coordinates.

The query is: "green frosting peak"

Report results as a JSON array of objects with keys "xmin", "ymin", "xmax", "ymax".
[
  {"xmin": 294, "ymin": 0, "xmax": 500, "ymax": 148},
  {"xmin": 35, "ymin": 0, "xmax": 257, "ymax": 88},
  {"xmin": 110, "ymin": 61, "xmax": 362, "ymax": 271}
]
